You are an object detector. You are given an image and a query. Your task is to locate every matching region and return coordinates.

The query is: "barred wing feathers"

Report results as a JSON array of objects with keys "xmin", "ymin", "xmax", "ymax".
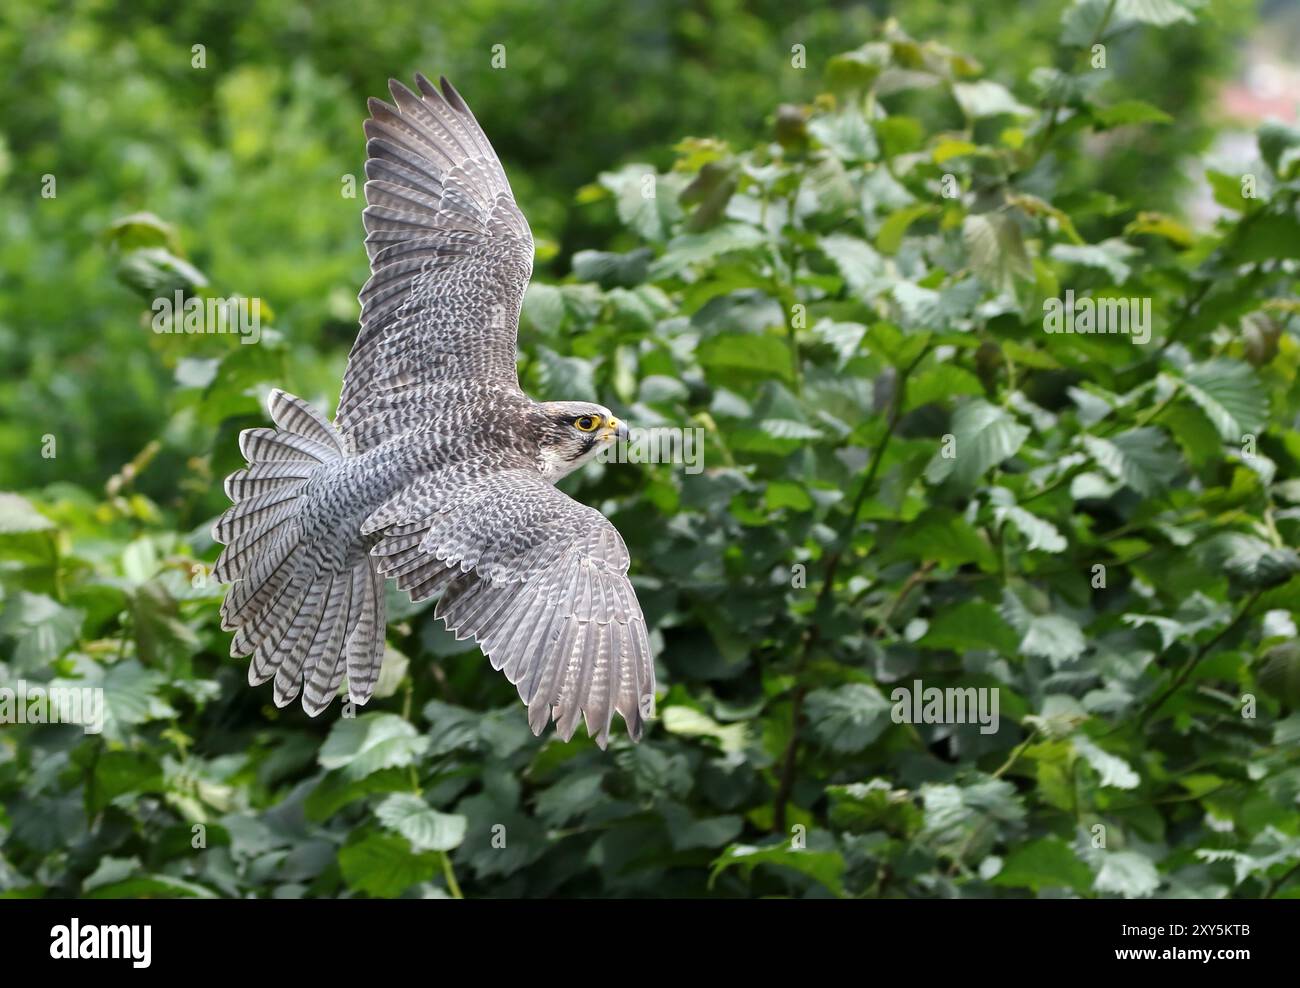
[
  {"xmin": 339, "ymin": 74, "xmax": 534, "ymax": 451},
  {"xmin": 365, "ymin": 470, "xmax": 656, "ymax": 748}
]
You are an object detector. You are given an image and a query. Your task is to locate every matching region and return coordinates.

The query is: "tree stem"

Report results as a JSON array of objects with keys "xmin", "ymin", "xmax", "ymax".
[
  {"xmin": 1136, "ymin": 590, "xmax": 1262, "ymax": 729},
  {"xmin": 771, "ymin": 344, "xmax": 932, "ymax": 833}
]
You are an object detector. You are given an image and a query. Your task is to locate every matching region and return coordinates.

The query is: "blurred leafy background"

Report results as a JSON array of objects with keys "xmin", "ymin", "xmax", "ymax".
[{"xmin": 3, "ymin": 0, "xmax": 1300, "ymax": 898}]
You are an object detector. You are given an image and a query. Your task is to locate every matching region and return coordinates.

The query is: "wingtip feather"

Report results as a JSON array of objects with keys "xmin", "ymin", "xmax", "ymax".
[{"xmin": 439, "ymin": 75, "xmax": 467, "ymax": 112}]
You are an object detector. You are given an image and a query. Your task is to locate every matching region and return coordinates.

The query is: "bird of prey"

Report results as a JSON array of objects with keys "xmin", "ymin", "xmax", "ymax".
[{"xmin": 211, "ymin": 74, "xmax": 655, "ymax": 747}]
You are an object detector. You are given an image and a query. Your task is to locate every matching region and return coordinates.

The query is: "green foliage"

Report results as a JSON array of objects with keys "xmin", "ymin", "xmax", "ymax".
[{"xmin": 3, "ymin": 3, "xmax": 1300, "ymax": 900}]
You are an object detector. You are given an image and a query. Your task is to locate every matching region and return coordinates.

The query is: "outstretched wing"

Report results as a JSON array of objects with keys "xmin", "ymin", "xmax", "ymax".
[
  {"xmin": 338, "ymin": 75, "xmax": 533, "ymax": 452},
  {"xmin": 364, "ymin": 470, "xmax": 656, "ymax": 748}
]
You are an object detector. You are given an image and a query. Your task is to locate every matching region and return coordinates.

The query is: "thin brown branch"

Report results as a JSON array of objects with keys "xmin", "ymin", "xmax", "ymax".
[{"xmin": 772, "ymin": 344, "xmax": 932, "ymax": 833}]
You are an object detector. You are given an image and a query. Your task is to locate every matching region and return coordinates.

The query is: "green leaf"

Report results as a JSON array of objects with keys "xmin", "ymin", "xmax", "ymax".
[
  {"xmin": 0, "ymin": 592, "xmax": 83, "ymax": 671},
  {"xmin": 812, "ymin": 320, "xmax": 867, "ymax": 369},
  {"xmin": 522, "ymin": 283, "xmax": 565, "ymax": 334},
  {"xmin": 338, "ymin": 831, "xmax": 439, "ymax": 898},
  {"xmin": 572, "ymin": 248, "xmax": 652, "ymax": 288},
  {"xmin": 920, "ymin": 779, "xmax": 1026, "ymax": 857},
  {"xmin": 710, "ymin": 843, "xmax": 845, "ymax": 897},
  {"xmin": 1231, "ymin": 211, "xmax": 1300, "ymax": 263},
  {"xmin": 85, "ymin": 871, "xmax": 216, "ymax": 899},
  {"xmin": 1117, "ymin": 0, "xmax": 1195, "ymax": 27},
  {"xmin": 535, "ymin": 345, "xmax": 598, "ymax": 402},
  {"xmin": 598, "ymin": 164, "xmax": 682, "ymax": 242},
  {"xmin": 1259, "ymin": 642, "xmax": 1300, "ymax": 706},
  {"xmin": 1048, "ymin": 239, "xmax": 1139, "ymax": 283},
  {"xmin": 534, "ymin": 771, "xmax": 608, "ymax": 827},
  {"xmin": 0, "ymin": 493, "xmax": 55, "ymax": 534},
  {"xmin": 906, "ymin": 364, "xmax": 985, "ymax": 409},
  {"xmin": 372, "ymin": 645, "xmax": 410, "ymax": 700},
  {"xmin": 1181, "ymin": 360, "xmax": 1268, "ymax": 440},
  {"xmin": 305, "ymin": 769, "xmax": 411, "ymax": 822},
  {"xmin": 918, "ymin": 601, "xmax": 1019, "ymax": 654},
  {"xmin": 963, "ymin": 213, "xmax": 1033, "ymax": 294},
  {"xmin": 1195, "ymin": 829, "xmax": 1300, "ymax": 886},
  {"xmin": 808, "ymin": 109, "xmax": 879, "ymax": 161},
  {"xmin": 105, "ymin": 212, "xmax": 183, "ymax": 253},
  {"xmin": 1092, "ymin": 100, "xmax": 1173, "ymax": 127},
  {"xmin": 661, "ymin": 705, "xmax": 749, "ymax": 753},
  {"xmin": 91, "ymin": 751, "xmax": 164, "ymax": 812},
  {"xmin": 1062, "ymin": 0, "xmax": 1124, "ymax": 45},
  {"xmin": 764, "ymin": 480, "xmax": 814, "ymax": 512},
  {"xmin": 1093, "ymin": 850, "xmax": 1161, "ymax": 898},
  {"xmin": 995, "ymin": 505, "xmax": 1068, "ymax": 553},
  {"xmin": 926, "ymin": 399, "xmax": 1031, "ymax": 490},
  {"xmin": 932, "ymin": 137, "xmax": 982, "ymax": 164},
  {"xmin": 1073, "ymin": 736, "xmax": 1140, "ymax": 789},
  {"xmin": 1123, "ymin": 591, "xmax": 1231, "ymax": 648},
  {"xmin": 100, "ymin": 662, "xmax": 176, "ymax": 737},
  {"xmin": 50, "ymin": 661, "xmax": 174, "ymax": 740},
  {"xmin": 825, "ymin": 45, "xmax": 888, "ymax": 91},
  {"xmin": 891, "ymin": 282, "xmax": 943, "ymax": 329},
  {"xmin": 650, "ymin": 225, "xmax": 764, "ymax": 279},
  {"xmin": 115, "ymin": 247, "xmax": 207, "ymax": 298},
  {"xmin": 131, "ymin": 580, "xmax": 200, "ymax": 667},
  {"xmin": 818, "ymin": 234, "xmax": 888, "ymax": 297},
  {"xmin": 877, "ymin": 204, "xmax": 937, "ymax": 255},
  {"xmin": 375, "ymin": 793, "xmax": 467, "ymax": 852},
  {"xmin": 1259, "ymin": 121, "xmax": 1300, "ymax": 178},
  {"xmin": 1241, "ymin": 311, "xmax": 1282, "ymax": 367},
  {"xmin": 1218, "ymin": 537, "xmax": 1300, "ymax": 590},
  {"xmin": 992, "ymin": 837, "xmax": 1094, "ymax": 892},
  {"xmin": 1163, "ymin": 401, "xmax": 1222, "ymax": 466},
  {"xmin": 880, "ymin": 507, "xmax": 998, "ymax": 572},
  {"xmin": 758, "ymin": 418, "xmax": 823, "ymax": 441},
  {"xmin": 826, "ymin": 780, "xmax": 923, "ymax": 836},
  {"xmin": 662, "ymin": 805, "xmax": 744, "ymax": 851},
  {"xmin": 318, "ymin": 714, "xmax": 430, "ymax": 781},
  {"xmin": 805, "ymin": 684, "xmax": 892, "ymax": 753},
  {"xmin": 174, "ymin": 357, "xmax": 219, "ymax": 390},
  {"xmin": 1124, "ymin": 211, "xmax": 1194, "ymax": 247},
  {"xmin": 1206, "ymin": 170, "xmax": 1258, "ymax": 214},
  {"xmin": 1082, "ymin": 427, "xmax": 1181, "ymax": 496},
  {"xmin": 1020, "ymin": 614, "xmax": 1087, "ymax": 667},
  {"xmin": 952, "ymin": 81, "xmax": 1032, "ymax": 119},
  {"xmin": 698, "ymin": 334, "xmax": 792, "ymax": 382}
]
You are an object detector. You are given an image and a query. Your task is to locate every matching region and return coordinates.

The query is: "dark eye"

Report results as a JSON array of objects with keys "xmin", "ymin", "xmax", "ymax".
[{"xmin": 574, "ymin": 415, "xmax": 601, "ymax": 432}]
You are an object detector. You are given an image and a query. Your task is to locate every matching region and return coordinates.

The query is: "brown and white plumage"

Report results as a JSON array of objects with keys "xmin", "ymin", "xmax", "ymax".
[{"xmin": 212, "ymin": 75, "xmax": 655, "ymax": 746}]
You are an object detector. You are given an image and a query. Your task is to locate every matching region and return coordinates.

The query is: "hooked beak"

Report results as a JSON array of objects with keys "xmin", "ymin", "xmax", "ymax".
[{"xmin": 603, "ymin": 417, "xmax": 629, "ymax": 442}]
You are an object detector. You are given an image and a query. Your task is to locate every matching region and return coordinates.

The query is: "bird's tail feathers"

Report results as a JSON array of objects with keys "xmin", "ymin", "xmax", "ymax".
[{"xmin": 213, "ymin": 389, "xmax": 385, "ymax": 715}]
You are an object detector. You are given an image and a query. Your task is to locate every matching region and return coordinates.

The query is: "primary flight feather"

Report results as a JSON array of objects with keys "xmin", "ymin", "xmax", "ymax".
[{"xmin": 212, "ymin": 74, "xmax": 655, "ymax": 748}]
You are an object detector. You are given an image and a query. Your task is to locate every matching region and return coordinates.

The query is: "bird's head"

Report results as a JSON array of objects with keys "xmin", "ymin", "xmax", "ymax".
[{"xmin": 533, "ymin": 400, "xmax": 628, "ymax": 482}]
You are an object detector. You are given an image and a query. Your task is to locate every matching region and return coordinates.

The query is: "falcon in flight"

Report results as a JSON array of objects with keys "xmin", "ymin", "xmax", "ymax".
[{"xmin": 211, "ymin": 74, "xmax": 655, "ymax": 747}]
